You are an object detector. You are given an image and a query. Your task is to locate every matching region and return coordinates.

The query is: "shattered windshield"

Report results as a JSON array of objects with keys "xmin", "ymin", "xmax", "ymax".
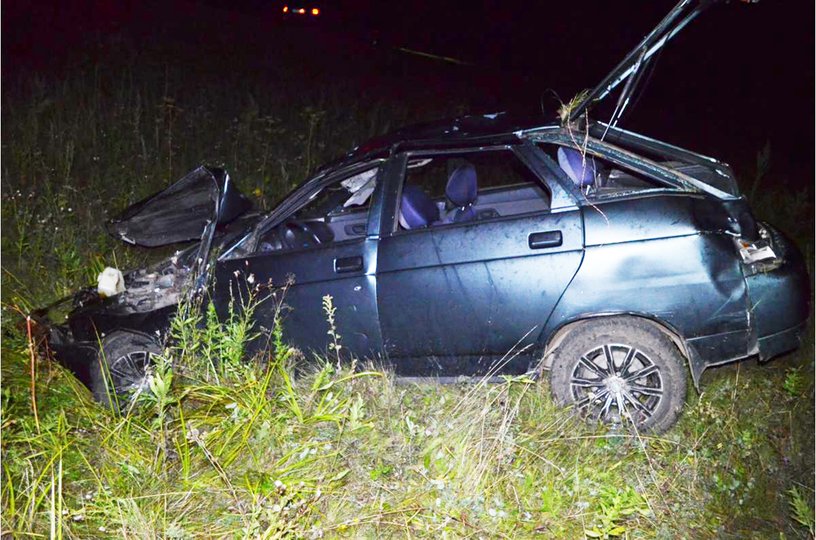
[
  {"xmin": 296, "ymin": 167, "xmax": 377, "ymax": 219},
  {"xmin": 225, "ymin": 164, "xmax": 380, "ymax": 258}
]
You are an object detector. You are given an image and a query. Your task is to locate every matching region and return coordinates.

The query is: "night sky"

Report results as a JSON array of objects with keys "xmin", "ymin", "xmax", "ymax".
[{"xmin": 4, "ymin": 0, "xmax": 814, "ymax": 186}]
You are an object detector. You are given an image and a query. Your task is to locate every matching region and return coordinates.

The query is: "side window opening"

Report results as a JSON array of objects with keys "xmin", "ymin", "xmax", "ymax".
[
  {"xmin": 256, "ymin": 167, "xmax": 377, "ymax": 253},
  {"xmin": 538, "ymin": 143, "xmax": 675, "ymax": 198},
  {"xmin": 587, "ymin": 129, "xmax": 739, "ymax": 194},
  {"xmin": 396, "ymin": 149, "xmax": 551, "ymax": 232}
]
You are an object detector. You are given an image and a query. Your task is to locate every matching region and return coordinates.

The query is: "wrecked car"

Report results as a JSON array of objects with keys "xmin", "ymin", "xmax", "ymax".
[{"xmin": 33, "ymin": 0, "xmax": 809, "ymax": 432}]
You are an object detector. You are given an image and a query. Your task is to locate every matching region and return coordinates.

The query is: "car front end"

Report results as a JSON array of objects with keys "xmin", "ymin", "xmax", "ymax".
[
  {"xmin": 30, "ymin": 166, "xmax": 256, "ymax": 390},
  {"xmin": 30, "ymin": 252, "xmax": 194, "ymax": 387}
]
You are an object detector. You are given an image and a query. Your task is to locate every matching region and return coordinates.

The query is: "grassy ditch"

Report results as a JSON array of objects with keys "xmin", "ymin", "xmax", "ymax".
[
  {"xmin": 2, "ymin": 52, "xmax": 814, "ymax": 538},
  {"xmin": 1, "ymin": 306, "xmax": 813, "ymax": 538}
]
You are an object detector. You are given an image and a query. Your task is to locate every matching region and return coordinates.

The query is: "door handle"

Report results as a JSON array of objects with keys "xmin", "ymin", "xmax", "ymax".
[
  {"xmin": 334, "ymin": 256, "xmax": 363, "ymax": 273},
  {"xmin": 528, "ymin": 231, "xmax": 563, "ymax": 250}
]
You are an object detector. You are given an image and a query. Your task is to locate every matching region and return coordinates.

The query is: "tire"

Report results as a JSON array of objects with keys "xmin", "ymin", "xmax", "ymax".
[
  {"xmin": 549, "ymin": 317, "xmax": 687, "ymax": 434},
  {"xmin": 90, "ymin": 331, "xmax": 162, "ymax": 411}
]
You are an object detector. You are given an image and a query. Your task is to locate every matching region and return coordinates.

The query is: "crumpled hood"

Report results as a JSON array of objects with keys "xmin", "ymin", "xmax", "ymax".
[{"xmin": 106, "ymin": 166, "xmax": 252, "ymax": 247}]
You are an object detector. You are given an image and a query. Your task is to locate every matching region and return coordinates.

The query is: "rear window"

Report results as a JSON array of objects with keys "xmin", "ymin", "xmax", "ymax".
[
  {"xmin": 537, "ymin": 143, "xmax": 676, "ymax": 199},
  {"xmin": 664, "ymin": 161, "xmax": 738, "ymax": 196},
  {"xmin": 585, "ymin": 125, "xmax": 740, "ymax": 196}
]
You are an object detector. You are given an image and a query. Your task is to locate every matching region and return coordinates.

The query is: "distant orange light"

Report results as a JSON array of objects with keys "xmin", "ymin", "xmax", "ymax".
[
  {"xmin": 282, "ymin": 5, "xmax": 288, "ymax": 12},
  {"xmin": 311, "ymin": 7, "xmax": 320, "ymax": 15},
  {"xmin": 296, "ymin": 8, "xmax": 305, "ymax": 13}
]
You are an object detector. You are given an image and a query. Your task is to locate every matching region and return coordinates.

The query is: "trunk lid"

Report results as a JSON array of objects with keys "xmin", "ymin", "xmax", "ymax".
[{"xmin": 568, "ymin": 0, "xmax": 726, "ymax": 126}]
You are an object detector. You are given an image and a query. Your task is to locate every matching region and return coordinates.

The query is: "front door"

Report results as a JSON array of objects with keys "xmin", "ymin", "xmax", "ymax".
[{"xmin": 215, "ymin": 163, "xmax": 384, "ymax": 361}]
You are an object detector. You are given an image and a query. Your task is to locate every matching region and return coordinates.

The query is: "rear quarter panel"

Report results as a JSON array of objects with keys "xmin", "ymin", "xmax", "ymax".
[{"xmin": 544, "ymin": 193, "xmax": 752, "ymax": 382}]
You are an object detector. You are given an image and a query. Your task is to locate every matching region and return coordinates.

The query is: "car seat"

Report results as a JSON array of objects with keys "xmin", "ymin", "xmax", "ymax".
[
  {"xmin": 399, "ymin": 184, "xmax": 439, "ymax": 229},
  {"xmin": 445, "ymin": 162, "xmax": 478, "ymax": 222},
  {"xmin": 557, "ymin": 147, "xmax": 602, "ymax": 188}
]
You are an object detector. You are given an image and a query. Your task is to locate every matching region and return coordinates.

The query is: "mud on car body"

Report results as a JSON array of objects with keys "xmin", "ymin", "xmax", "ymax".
[{"xmin": 32, "ymin": 0, "xmax": 809, "ymax": 432}]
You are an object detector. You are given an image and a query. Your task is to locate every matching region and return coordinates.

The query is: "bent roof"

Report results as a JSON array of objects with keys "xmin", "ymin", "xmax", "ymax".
[{"xmin": 347, "ymin": 112, "xmax": 555, "ymax": 158}]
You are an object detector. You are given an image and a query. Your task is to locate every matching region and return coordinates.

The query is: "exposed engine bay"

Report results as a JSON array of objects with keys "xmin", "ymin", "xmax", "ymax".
[{"xmin": 116, "ymin": 262, "xmax": 191, "ymax": 313}]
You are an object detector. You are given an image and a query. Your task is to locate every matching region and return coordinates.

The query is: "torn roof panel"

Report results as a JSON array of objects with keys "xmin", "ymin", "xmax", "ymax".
[{"xmin": 342, "ymin": 113, "xmax": 556, "ymax": 160}]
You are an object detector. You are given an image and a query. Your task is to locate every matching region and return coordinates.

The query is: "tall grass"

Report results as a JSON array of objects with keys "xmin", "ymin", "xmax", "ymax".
[
  {"xmin": 3, "ymin": 318, "xmax": 813, "ymax": 537},
  {"xmin": 2, "ymin": 49, "xmax": 814, "ymax": 538}
]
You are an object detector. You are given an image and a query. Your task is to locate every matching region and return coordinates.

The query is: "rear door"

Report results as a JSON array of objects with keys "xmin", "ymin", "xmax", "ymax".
[{"xmin": 375, "ymin": 145, "xmax": 584, "ymax": 376}]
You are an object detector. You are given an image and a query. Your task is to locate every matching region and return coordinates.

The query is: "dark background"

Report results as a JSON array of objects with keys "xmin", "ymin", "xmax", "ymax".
[{"xmin": 3, "ymin": 0, "xmax": 813, "ymax": 186}]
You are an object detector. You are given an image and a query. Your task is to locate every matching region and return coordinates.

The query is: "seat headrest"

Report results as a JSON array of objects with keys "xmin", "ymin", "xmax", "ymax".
[
  {"xmin": 557, "ymin": 147, "xmax": 599, "ymax": 187},
  {"xmin": 400, "ymin": 185, "xmax": 439, "ymax": 229},
  {"xmin": 445, "ymin": 163, "xmax": 478, "ymax": 207}
]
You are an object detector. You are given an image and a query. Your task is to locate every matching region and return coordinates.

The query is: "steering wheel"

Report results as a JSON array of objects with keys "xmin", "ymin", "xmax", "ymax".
[{"xmin": 283, "ymin": 220, "xmax": 323, "ymax": 249}]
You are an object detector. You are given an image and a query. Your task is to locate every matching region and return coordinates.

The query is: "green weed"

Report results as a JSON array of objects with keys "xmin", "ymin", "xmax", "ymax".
[{"xmin": 787, "ymin": 486, "xmax": 815, "ymax": 538}]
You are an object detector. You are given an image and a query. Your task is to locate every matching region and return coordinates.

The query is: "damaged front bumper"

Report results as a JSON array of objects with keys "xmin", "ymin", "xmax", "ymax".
[
  {"xmin": 30, "ymin": 258, "xmax": 193, "ymax": 388},
  {"xmin": 30, "ymin": 297, "xmax": 101, "ymax": 388}
]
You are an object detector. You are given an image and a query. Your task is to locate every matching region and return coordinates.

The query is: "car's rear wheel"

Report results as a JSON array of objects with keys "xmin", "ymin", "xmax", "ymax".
[
  {"xmin": 90, "ymin": 331, "xmax": 162, "ymax": 411},
  {"xmin": 549, "ymin": 317, "xmax": 687, "ymax": 434}
]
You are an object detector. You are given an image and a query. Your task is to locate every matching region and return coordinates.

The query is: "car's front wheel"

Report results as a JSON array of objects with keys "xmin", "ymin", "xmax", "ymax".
[
  {"xmin": 90, "ymin": 331, "xmax": 162, "ymax": 411},
  {"xmin": 549, "ymin": 317, "xmax": 687, "ymax": 434}
]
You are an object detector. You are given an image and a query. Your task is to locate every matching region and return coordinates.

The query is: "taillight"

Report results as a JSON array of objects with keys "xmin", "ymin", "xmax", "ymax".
[{"xmin": 734, "ymin": 223, "xmax": 780, "ymax": 267}]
